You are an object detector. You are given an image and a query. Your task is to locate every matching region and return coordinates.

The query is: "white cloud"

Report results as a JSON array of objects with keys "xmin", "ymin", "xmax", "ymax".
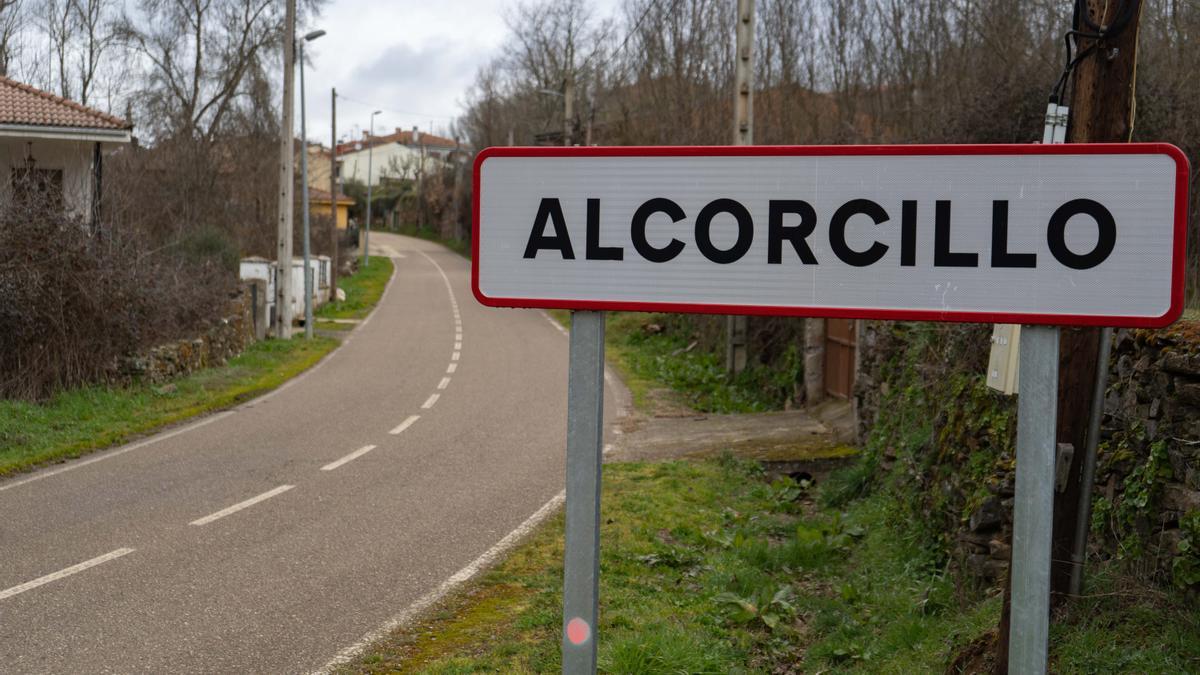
[{"xmin": 297, "ymin": 0, "xmax": 624, "ymax": 144}]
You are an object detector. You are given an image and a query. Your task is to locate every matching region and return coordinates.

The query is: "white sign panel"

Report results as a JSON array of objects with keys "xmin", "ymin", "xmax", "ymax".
[{"xmin": 472, "ymin": 144, "xmax": 1188, "ymax": 327}]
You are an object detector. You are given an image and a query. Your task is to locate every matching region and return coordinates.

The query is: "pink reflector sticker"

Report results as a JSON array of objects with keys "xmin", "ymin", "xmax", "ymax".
[{"xmin": 566, "ymin": 617, "xmax": 590, "ymax": 645}]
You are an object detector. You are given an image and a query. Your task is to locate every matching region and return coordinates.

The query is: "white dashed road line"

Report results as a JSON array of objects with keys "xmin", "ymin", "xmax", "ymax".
[
  {"xmin": 0, "ymin": 548, "xmax": 135, "ymax": 601},
  {"xmin": 189, "ymin": 485, "xmax": 295, "ymax": 526},
  {"xmin": 451, "ymin": 351, "xmax": 460, "ymax": 361},
  {"xmin": 446, "ymin": 363, "xmax": 457, "ymax": 374},
  {"xmin": 321, "ymin": 445, "xmax": 378, "ymax": 472},
  {"xmin": 421, "ymin": 394, "xmax": 440, "ymax": 410},
  {"xmin": 438, "ymin": 377, "xmax": 451, "ymax": 390},
  {"xmin": 389, "ymin": 415, "xmax": 420, "ymax": 435}
]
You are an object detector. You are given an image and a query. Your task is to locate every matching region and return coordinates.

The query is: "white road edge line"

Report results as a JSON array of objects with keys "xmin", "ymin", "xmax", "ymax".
[
  {"xmin": 446, "ymin": 363, "xmax": 457, "ymax": 374},
  {"xmin": 437, "ymin": 377, "xmax": 451, "ymax": 390},
  {"xmin": 321, "ymin": 445, "xmax": 377, "ymax": 472},
  {"xmin": 314, "ymin": 491, "xmax": 566, "ymax": 674},
  {"xmin": 0, "ymin": 258, "xmax": 404, "ymax": 495},
  {"xmin": 0, "ymin": 411, "xmax": 234, "ymax": 494},
  {"xmin": 189, "ymin": 485, "xmax": 294, "ymax": 526},
  {"xmin": 389, "ymin": 415, "xmax": 420, "ymax": 435},
  {"xmin": 0, "ymin": 548, "xmax": 135, "ymax": 601},
  {"xmin": 421, "ymin": 394, "xmax": 440, "ymax": 409}
]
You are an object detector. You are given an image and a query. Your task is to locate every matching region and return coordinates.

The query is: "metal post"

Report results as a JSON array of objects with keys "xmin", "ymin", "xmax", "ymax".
[
  {"xmin": 330, "ymin": 87, "xmax": 339, "ymax": 301},
  {"xmin": 562, "ymin": 310, "xmax": 605, "ymax": 674},
  {"xmin": 274, "ymin": 0, "xmax": 296, "ymax": 339},
  {"xmin": 1070, "ymin": 326, "xmax": 1113, "ymax": 595},
  {"xmin": 299, "ymin": 39, "xmax": 313, "ymax": 339},
  {"xmin": 1009, "ymin": 325, "xmax": 1059, "ymax": 675}
]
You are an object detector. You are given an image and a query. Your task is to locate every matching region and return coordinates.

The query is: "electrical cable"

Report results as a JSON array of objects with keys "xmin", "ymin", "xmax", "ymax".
[{"xmin": 1049, "ymin": 0, "xmax": 1141, "ymax": 105}]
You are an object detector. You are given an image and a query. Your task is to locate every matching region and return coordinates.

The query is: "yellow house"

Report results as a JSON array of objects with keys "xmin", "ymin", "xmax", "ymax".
[{"xmin": 308, "ymin": 187, "xmax": 355, "ymax": 229}]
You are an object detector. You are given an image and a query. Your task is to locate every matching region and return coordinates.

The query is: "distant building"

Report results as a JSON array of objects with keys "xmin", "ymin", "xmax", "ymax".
[
  {"xmin": 337, "ymin": 126, "xmax": 459, "ymax": 188},
  {"xmin": 308, "ymin": 186, "xmax": 354, "ymax": 229},
  {"xmin": 0, "ymin": 76, "xmax": 132, "ymax": 228}
]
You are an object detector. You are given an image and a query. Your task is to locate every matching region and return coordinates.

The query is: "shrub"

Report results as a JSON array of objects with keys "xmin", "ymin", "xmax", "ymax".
[{"xmin": 0, "ymin": 197, "xmax": 232, "ymax": 399}]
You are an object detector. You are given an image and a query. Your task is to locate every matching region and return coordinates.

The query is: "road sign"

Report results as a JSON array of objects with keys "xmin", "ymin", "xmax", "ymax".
[
  {"xmin": 473, "ymin": 144, "xmax": 1188, "ymax": 328},
  {"xmin": 471, "ymin": 142, "xmax": 1189, "ymax": 675}
]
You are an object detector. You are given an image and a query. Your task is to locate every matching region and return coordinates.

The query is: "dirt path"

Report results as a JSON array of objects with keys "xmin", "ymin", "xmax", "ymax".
[{"xmin": 609, "ymin": 397, "xmax": 857, "ymax": 465}]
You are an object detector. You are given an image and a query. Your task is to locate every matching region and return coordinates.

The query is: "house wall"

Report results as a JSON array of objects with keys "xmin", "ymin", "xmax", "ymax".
[
  {"xmin": 0, "ymin": 138, "xmax": 97, "ymax": 218},
  {"xmin": 340, "ymin": 142, "xmax": 453, "ymax": 187},
  {"xmin": 341, "ymin": 143, "xmax": 419, "ymax": 186},
  {"xmin": 311, "ymin": 201, "xmax": 350, "ymax": 228}
]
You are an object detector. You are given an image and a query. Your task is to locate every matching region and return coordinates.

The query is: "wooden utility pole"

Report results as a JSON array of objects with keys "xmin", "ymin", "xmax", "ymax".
[
  {"xmin": 726, "ymin": 0, "xmax": 753, "ymax": 375},
  {"xmin": 994, "ymin": 2, "xmax": 1142, "ymax": 672},
  {"xmin": 451, "ymin": 136, "xmax": 465, "ymax": 241},
  {"xmin": 563, "ymin": 71, "xmax": 575, "ymax": 147},
  {"xmin": 329, "ymin": 87, "xmax": 339, "ymax": 301},
  {"xmin": 1053, "ymin": 0, "xmax": 1142, "ymax": 599},
  {"xmin": 275, "ymin": 0, "xmax": 296, "ymax": 339}
]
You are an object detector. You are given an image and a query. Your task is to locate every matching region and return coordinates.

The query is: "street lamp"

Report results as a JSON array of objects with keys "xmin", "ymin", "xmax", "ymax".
[
  {"xmin": 364, "ymin": 109, "xmax": 381, "ymax": 266},
  {"xmin": 298, "ymin": 28, "xmax": 325, "ymax": 339}
]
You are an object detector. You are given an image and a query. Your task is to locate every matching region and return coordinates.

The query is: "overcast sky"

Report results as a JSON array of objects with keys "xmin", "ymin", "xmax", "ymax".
[{"xmin": 300, "ymin": 0, "xmax": 621, "ymax": 146}]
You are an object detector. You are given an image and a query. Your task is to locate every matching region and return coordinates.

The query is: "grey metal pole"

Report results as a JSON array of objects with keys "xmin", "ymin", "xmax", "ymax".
[
  {"xmin": 329, "ymin": 87, "xmax": 339, "ymax": 301},
  {"xmin": 562, "ymin": 310, "xmax": 605, "ymax": 674},
  {"xmin": 1069, "ymin": 326, "xmax": 1113, "ymax": 595},
  {"xmin": 299, "ymin": 40, "xmax": 313, "ymax": 339},
  {"xmin": 274, "ymin": 0, "xmax": 296, "ymax": 339},
  {"xmin": 1008, "ymin": 325, "xmax": 1059, "ymax": 675},
  {"xmin": 364, "ymin": 111, "xmax": 379, "ymax": 266}
]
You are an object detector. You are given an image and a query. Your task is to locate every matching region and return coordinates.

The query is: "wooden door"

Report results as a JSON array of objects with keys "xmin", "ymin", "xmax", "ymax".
[{"xmin": 824, "ymin": 319, "xmax": 857, "ymax": 399}]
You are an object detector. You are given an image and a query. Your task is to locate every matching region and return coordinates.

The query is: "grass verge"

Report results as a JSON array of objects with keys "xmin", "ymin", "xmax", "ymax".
[
  {"xmin": 548, "ymin": 310, "xmax": 795, "ymax": 414},
  {"xmin": 0, "ymin": 257, "xmax": 394, "ymax": 478},
  {"xmin": 341, "ymin": 457, "xmax": 1200, "ymax": 673},
  {"xmin": 317, "ymin": 256, "xmax": 395, "ymax": 320},
  {"xmin": 0, "ymin": 336, "xmax": 337, "ymax": 477}
]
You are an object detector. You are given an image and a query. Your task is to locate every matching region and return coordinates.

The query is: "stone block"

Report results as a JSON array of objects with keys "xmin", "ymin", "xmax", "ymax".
[
  {"xmin": 1163, "ymin": 352, "xmax": 1200, "ymax": 378},
  {"xmin": 1162, "ymin": 483, "xmax": 1200, "ymax": 514}
]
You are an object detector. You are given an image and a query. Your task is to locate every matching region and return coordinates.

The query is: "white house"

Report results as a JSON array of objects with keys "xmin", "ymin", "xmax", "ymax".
[
  {"xmin": 338, "ymin": 126, "xmax": 459, "ymax": 187},
  {"xmin": 0, "ymin": 76, "xmax": 132, "ymax": 227}
]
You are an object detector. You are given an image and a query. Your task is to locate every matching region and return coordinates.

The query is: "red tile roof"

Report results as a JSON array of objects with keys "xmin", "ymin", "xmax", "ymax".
[
  {"xmin": 0, "ymin": 76, "xmax": 131, "ymax": 130},
  {"xmin": 308, "ymin": 187, "xmax": 354, "ymax": 204},
  {"xmin": 336, "ymin": 128, "xmax": 457, "ymax": 155}
]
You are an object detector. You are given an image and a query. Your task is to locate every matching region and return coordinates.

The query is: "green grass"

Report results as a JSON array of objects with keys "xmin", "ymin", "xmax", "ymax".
[
  {"xmin": 317, "ymin": 256, "xmax": 394, "ymax": 320},
  {"xmin": 0, "ymin": 336, "xmax": 337, "ymax": 477},
  {"xmin": 548, "ymin": 310, "xmax": 796, "ymax": 414},
  {"xmin": 0, "ymin": 258, "xmax": 394, "ymax": 478},
  {"xmin": 341, "ymin": 457, "xmax": 1200, "ymax": 674}
]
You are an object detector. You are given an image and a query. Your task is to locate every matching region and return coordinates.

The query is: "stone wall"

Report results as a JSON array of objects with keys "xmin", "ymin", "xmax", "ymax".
[
  {"xmin": 853, "ymin": 320, "xmax": 1200, "ymax": 588},
  {"xmin": 118, "ymin": 283, "xmax": 256, "ymax": 384}
]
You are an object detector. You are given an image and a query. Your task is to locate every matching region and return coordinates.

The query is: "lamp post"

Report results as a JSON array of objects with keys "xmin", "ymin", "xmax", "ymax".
[
  {"xmin": 298, "ymin": 28, "xmax": 326, "ymax": 339},
  {"xmin": 364, "ymin": 109, "xmax": 381, "ymax": 266}
]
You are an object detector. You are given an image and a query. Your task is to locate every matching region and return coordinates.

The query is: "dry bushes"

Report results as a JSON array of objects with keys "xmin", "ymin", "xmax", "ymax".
[{"xmin": 0, "ymin": 196, "xmax": 231, "ymax": 400}]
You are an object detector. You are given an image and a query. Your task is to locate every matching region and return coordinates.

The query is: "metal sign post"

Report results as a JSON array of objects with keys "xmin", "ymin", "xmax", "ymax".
[
  {"xmin": 1008, "ymin": 325, "xmax": 1059, "ymax": 674},
  {"xmin": 562, "ymin": 310, "xmax": 605, "ymax": 673}
]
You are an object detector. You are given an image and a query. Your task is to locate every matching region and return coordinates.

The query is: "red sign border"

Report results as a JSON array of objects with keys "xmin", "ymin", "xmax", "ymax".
[{"xmin": 471, "ymin": 143, "xmax": 1189, "ymax": 328}]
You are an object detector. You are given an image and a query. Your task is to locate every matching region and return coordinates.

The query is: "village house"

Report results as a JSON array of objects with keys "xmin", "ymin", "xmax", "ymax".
[
  {"xmin": 337, "ymin": 126, "xmax": 459, "ymax": 187},
  {"xmin": 0, "ymin": 75, "xmax": 132, "ymax": 228}
]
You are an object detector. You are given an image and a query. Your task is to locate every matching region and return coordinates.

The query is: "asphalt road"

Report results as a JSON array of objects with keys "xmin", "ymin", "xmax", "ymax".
[{"xmin": 0, "ymin": 232, "xmax": 625, "ymax": 673}]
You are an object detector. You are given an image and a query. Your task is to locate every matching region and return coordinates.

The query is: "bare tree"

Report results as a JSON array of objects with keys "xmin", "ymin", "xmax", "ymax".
[{"xmin": 68, "ymin": 0, "xmax": 117, "ymax": 105}]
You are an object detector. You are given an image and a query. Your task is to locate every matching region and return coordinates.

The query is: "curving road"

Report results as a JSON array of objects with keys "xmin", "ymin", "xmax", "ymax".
[{"xmin": 0, "ymin": 233, "xmax": 625, "ymax": 673}]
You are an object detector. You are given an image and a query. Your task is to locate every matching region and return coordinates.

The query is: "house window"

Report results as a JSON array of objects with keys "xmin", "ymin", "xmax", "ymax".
[{"xmin": 12, "ymin": 167, "xmax": 64, "ymax": 210}]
